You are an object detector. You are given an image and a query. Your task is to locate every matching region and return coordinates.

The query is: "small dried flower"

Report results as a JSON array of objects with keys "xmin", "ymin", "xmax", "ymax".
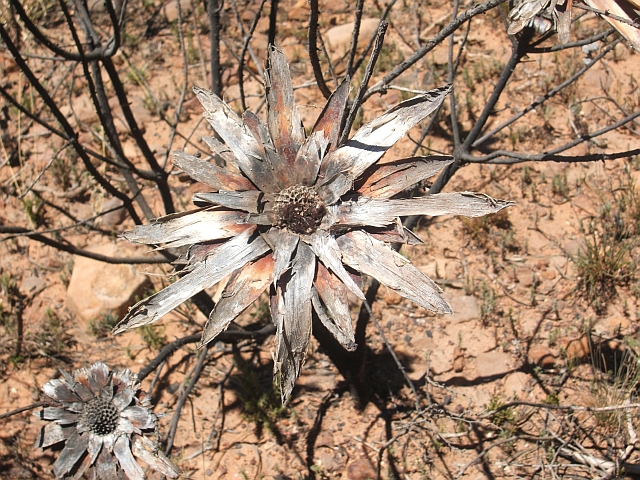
[
  {"xmin": 114, "ymin": 46, "xmax": 514, "ymax": 403},
  {"xmin": 35, "ymin": 362, "xmax": 180, "ymax": 479}
]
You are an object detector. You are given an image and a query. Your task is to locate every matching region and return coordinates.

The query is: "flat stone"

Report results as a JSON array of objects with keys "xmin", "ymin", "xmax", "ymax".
[
  {"xmin": 347, "ymin": 457, "xmax": 377, "ymax": 480},
  {"xmin": 594, "ymin": 316, "xmax": 630, "ymax": 336},
  {"xmin": 324, "ymin": 18, "xmax": 379, "ymax": 63},
  {"xmin": 453, "ymin": 346, "xmax": 465, "ymax": 373},
  {"xmin": 98, "ymin": 197, "xmax": 126, "ymax": 229},
  {"xmin": 447, "ymin": 295, "xmax": 480, "ymax": 323},
  {"xmin": 475, "ymin": 352, "xmax": 512, "ymax": 378},
  {"xmin": 527, "ymin": 345, "xmax": 556, "ymax": 368},
  {"xmin": 564, "ymin": 239, "xmax": 585, "ymax": 258},
  {"xmin": 288, "ymin": 0, "xmax": 308, "ymax": 20},
  {"xmin": 164, "ymin": 0, "xmax": 192, "ymax": 22},
  {"xmin": 66, "ymin": 243, "xmax": 151, "ymax": 325},
  {"xmin": 22, "ymin": 275, "xmax": 46, "ymax": 296},
  {"xmin": 503, "ymin": 371, "xmax": 532, "ymax": 399}
]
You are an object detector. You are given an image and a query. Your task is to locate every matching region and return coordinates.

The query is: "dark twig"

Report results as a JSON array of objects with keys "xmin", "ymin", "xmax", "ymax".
[
  {"xmin": 0, "ymin": 24, "xmax": 143, "ymax": 224},
  {"xmin": 530, "ymin": 28, "xmax": 615, "ymax": 53},
  {"xmin": 165, "ymin": 344, "xmax": 210, "ymax": 455},
  {"xmin": 352, "ymin": 0, "xmax": 398, "ymax": 73},
  {"xmin": 208, "ymin": 0, "xmax": 222, "ymax": 95},
  {"xmin": 345, "ymin": 0, "xmax": 365, "ymax": 77},
  {"xmin": 0, "ymin": 402, "xmax": 47, "ymax": 421},
  {"xmin": 138, "ymin": 334, "xmax": 201, "ymax": 381},
  {"xmin": 339, "ymin": 21, "xmax": 388, "ymax": 146},
  {"xmin": 364, "ymin": 0, "xmax": 508, "ymax": 100},
  {"xmin": 137, "ymin": 324, "xmax": 277, "ymax": 382},
  {"xmin": 363, "ymin": 300, "xmax": 421, "ymax": 412},
  {"xmin": 267, "ymin": 0, "xmax": 279, "ymax": 47},
  {"xmin": 237, "ymin": 0, "xmax": 268, "ymax": 111},
  {"xmin": 308, "ymin": 0, "xmax": 332, "ymax": 99},
  {"xmin": 472, "ymin": 38, "xmax": 621, "ymax": 149},
  {"xmin": 574, "ymin": 3, "xmax": 640, "ymax": 28},
  {"xmin": 0, "ymin": 226, "xmax": 168, "ymax": 264}
]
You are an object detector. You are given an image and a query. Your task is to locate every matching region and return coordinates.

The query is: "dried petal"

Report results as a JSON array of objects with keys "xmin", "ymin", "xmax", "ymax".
[
  {"xmin": 268, "ymin": 229, "xmax": 299, "ymax": 287},
  {"xmin": 123, "ymin": 208, "xmax": 250, "ymax": 250},
  {"xmin": 87, "ymin": 362, "xmax": 111, "ymax": 396},
  {"xmin": 334, "ymin": 193, "xmax": 515, "ymax": 228},
  {"xmin": 337, "ymin": 231, "xmax": 452, "ymax": 314},
  {"xmin": 121, "ymin": 406, "xmax": 156, "ymax": 431},
  {"xmin": 132, "ymin": 436, "xmax": 181, "ymax": 478},
  {"xmin": 195, "ymin": 87, "xmax": 278, "ymax": 192},
  {"xmin": 114, "ymin": 226, "xmax": 269, "ymax": 333},
  {"xmin": 53, "ymin": 430, "xmax": 87, "ymax": 478},
  {"xmin": 508, "ymin": 0, "xmax": 547, "ymax": 35},
  {"xmin": 42, "ymin": 406, "xmax": 79, "ymax": 424},
  {"xmin": 200, "ymin": 253, "xmax": 274, "ymax": 347},
  {"xmin": 113, "ymin": 435, "xmax": 145, "ymax": 480},
  {"xmin": 313, "ymin": 264, "xmax": 356, "ymax": 351},
  {"xmin": 308, "ymin": 230, "xmax": 365, "ymax": 300},
  {"xmin": 43, "ymin": 378, "xmax": 80, "ymax": 403},
  {"xmin": 584, "ymin": 0, "xmax": 640, "ymax": 52},
  {"xmin": 71, "ymin": 434, "xmax": 102, "ymax": 480},
  {"xmin": 317, "ymin": 84, "xmax": 452, "ymax": 204},
  {"xmin": 272, "ymin": 242, "xmax": 315, "ymax": 403},
  {"xmin": 311, "ymin": 77, "xmax": 350, "ymax": 153},
  {"xmin": 172, "ymin": 150, "xmax": 254, "ymax": 192},
  {"xmin": 266, "ymin": 46, "xmax": 305, "ymax": 185},
  {"xmin": 94, "ymin": 446, "xmax": 117, "ymax": 479},
  {"xmin": 35, "ymin": 423, "xmax": 73, "ymax": 448},
  {"xmin": 193, "ymin": 190, "xmax": 265, "ymax": 214},
  {"xmin": 355, "ymin": 155, "xmax": 453, "ymax": 198}
]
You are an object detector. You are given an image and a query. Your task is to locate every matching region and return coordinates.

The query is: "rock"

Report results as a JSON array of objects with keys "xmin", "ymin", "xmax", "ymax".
[
  {"xmin": 66, "ymin": 243, "xmax": 151, "ymax": 325},
  {"xmin": 527, "ymin": 345, "xmax": 556, "ymax": 368},
  {"xmin": 541, "ymin": 268, "xmax": 557, "ymax": 280},
  {"xmin": 382, "ymin": 287, "xmax": 403, "ymax": 305},
  {"xmin": 562, "ymin": 335, "xmax": 591, "ymax": 364},
  {"xmin": 22, "ymin": 274, "xmax": 46, "ymax": 296},
  {"xmin": 98, "ymin": 197, "xmax": 126, "ymax": 228},
  {"xmin": 164, "ymin": 0, "xmax": 192, "ymax": 22},
  {"xmin": 594, "ymin": 316, "xmax": 630, "ymax": 336},
  {"xmin": 503, "ymin": 371, "xmax": 532, "ymax": 399},
  {"xmin": 475, "ymin": 352, "xmax": 512, "ymax": 378},
  {"xmin": 516, "ymin": 267, "xmax": 539, "ymax": 287},
  {"xmin": 453, "ymin": 346, "xmax": 465, "ymax": 372},
  {"xmin": 288, "ymin": 0, "xmax": 308, "ymax": 20},
  {"xmin": 347, "ymin": 457, "xmax": 377, "ymax": 480},
  {"xmin": 564, "ymin": 239, "xmax": 585, "ymax": 257},
  {"xmin": 317, "ymin": 450, "xmax": 342, "ymax": 472},
  {"xmin": 447, "ymin": 295, "xmax": 480, "ymax": 323},
  {"xmin": 324, "ymin": 18, "xmax": 379, "ymax": 63}
]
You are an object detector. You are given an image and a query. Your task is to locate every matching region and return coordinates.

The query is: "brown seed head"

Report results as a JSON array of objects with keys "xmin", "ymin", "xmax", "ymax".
[{"xmin": 274, "ymin": 185, "xmax": 326, "ymax": 235}]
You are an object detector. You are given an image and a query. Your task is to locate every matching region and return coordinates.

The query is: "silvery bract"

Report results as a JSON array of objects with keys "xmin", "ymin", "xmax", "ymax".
[
  {"xmin": 508, "ymin": 0, "xmax": 640, "ymax": 51},
  {"xmin": 114, "ymin": 46, "xmax": 513, "ymax": 403},
  {"xmin": 35, "ymin": 362, "xmax": 180, "ymax": 479}
]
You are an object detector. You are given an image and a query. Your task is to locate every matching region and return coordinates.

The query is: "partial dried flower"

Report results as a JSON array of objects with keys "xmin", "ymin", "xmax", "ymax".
[
  {"xmin": 114, "ymin": 46, "xmax": 514, "ymax": 403},
  {"xmin": 35, "ymin": 362, "xmax": 180, "ymax": 479}
]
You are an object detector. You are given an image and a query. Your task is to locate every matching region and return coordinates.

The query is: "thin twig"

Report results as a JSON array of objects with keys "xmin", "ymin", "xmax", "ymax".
[
  {"xmin": 339, "ymin": 21, "xmax": 388, "ymax": 146},
  {"xmin": 165, "ymin": 344, "xmax": 210, "ymax": 455},
  {"xmin": 308, "ymin": 0, "xmax": 332, "ymax": 99},
  {"xmin": 0, "ymin": 401, "xmax": 46, "ymax": 421},
  {"xmin": 362, "ymin": 300, "xmax": 421, "ymax": 412}
]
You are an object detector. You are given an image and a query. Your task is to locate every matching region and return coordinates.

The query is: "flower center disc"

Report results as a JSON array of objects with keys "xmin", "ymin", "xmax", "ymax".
[
  {"xmin": 81, "ymin": 397, "xmax": 119, "ymax": 436},
  {"xmin": 274, "ymin": 185, "xmax": 326, "ymax": 235}
]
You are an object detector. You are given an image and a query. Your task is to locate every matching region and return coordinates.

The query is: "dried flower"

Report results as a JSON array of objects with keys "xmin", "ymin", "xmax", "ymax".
[
  {"xmin": 508, "ymin": 0, "xmax": 573, "ymax": 42},
  {"xmin": 114, "ymin": 46, "xmax": 513, "ymax": 403},
  {"xmin": 35, "ymin": 362, "xmax": 180, "ymax": 479}
]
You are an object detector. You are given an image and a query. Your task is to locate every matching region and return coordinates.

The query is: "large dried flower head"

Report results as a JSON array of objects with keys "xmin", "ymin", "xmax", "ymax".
[
  {"xmin": 114, "ymin": 46, "xmax": 514, "ymax": 403},
  {"xmin": 35, "ymin": 362, "xmax": 180, "ymax": 479}
]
